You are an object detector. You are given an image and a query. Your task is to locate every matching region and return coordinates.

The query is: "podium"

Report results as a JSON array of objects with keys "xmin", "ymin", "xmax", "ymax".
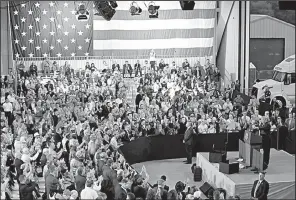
[{"xmin": 239, "ymin": 130, "xmax": 262, "ymax": 166}]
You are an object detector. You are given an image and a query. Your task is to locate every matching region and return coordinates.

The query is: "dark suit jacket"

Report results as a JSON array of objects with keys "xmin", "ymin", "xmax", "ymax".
[
  {"xmin": 285, "ymin": 118, "xmax": 295, "ymax": 131},
  {"xmin": 112, "ymin": 64, "xmax": 120, "ymax": 71},
  {"xmin": 102, "ymin": 165, "xmax": 117, "ymax": 182},
  {"xmin": 134, "ymin": 63, "xmax": 141, "ymax": 70},
  {"xmin": 286, "ymin": 107, "xmax": 296, "ymax": 116},
  {"xmin": 15, "ymin": 158, "xmax": 24, "ymax": 179},
  {"xmin": 45, "ymin": 174, "xmax": 61, "ymax": 199},
  {"xmin": 135, "ymin": 94, "xmax": 142, "ymax": 106},
  {"xmin": 184, "ymin": 127, "xmax": 194, "ymax": 145},
  {"xmin": 123, "ymin": 64, "xmax": 132, "ymax": 72},
  {"xmin": 75, "ymin": 174, "xmax": 86, "ymax": 196},
  {"xmin": 251, "ymin": 180, "xmax": 269, "ymax": 200},
  {"xmin": 259, "ymin": 123, "xmax": 271, "ymax": 136},
  {"xmin": 114, "ymin": 184, "xmax": 128, "ymax": 200},
  {"xmin": 19, "ymin": 182, "xmax": 38, "ymax": 200}
]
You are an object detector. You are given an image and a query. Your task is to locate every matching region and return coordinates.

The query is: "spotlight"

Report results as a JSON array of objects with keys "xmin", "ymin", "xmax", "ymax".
[
  {"xmin": 180, "ymin": 1, "xmax": 195, "ymax": 10},
  {"xmin": 76, "ymin": 4, "xmax": 90, "ymax": 21},
  {"xmin": 148, "ymin": 1, "xmax": 159, "ymax": 18},
  {"xmin": 93, "ymin": 1, "xmax": 117, "ymax": 21},
  {"xmin": 129, "ymin": 1, "xmax": 142, "ymax": 15}
]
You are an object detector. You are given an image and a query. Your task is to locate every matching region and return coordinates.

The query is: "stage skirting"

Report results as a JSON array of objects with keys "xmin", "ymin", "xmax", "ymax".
[
  {"xmin": 120, "ymin": 132, "xmax": 244, "ymax": 165},
  {"xmin": 119, "ymin": 131, "xmax": 295, "ymax": 165},
  {"xmin": 196, "ymin": 149, "xmax": 295, "ymax": 199}
]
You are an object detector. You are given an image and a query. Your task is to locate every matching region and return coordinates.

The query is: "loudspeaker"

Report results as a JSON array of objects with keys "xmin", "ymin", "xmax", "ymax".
[
  {"xmin": 209, "ymin": 151, "xmax": 226, "ymax": 163},
  {"xmin": 219, "ymin": 160, "xmax": 239, "ymax": 174},
  {"xmin": 199, "ymin": 182, "xmax": 214, "ymax": 197}
]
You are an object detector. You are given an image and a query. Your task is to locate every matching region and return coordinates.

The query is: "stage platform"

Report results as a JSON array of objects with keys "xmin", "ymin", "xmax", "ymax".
[
  {"xmin": 196, "ymin": 149, "xmax": 295, "ymax": 199},
  {"xmin": 132, "ymin": 157, "xmax": 207, "ymax": 199}
]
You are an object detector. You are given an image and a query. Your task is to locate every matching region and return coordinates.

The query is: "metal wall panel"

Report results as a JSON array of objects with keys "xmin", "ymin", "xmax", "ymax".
[{"xmin": 250, "ymin": 17, "xmax": 295, "ymax": 58}]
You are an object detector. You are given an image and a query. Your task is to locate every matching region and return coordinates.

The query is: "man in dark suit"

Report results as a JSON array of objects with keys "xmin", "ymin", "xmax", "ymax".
[
  {"xmin": 45, "ymin": 164, "xmax": 62, "ymax": 199},
  {"xmin": 29, "ymin": 62, "xmax": 38, "ymax": 77},
  {"xmin": 112, "ymin": 61, "xmax": 120, "ymax": 72},
  {"xmin": 114, "ymin": 182, "xmax": 128, "ymax": 200},
  {"xmin": 182, "ymin": 59, "xmax": 190, "ymax": 70},
  {"xmin": 285, "ymin": 113, "xmax": 295, "ymax": 132},
  {"xmin": 251, "ymin": 171, "xmax": 269, "ymax": 200},
  {"xmin": 14, "ymin": 152, "xmax": 24, "ymax": 184},
  {"xmin": 259, "ymin": 117, "xmax": 271, "ymax": 170},
  {"xmin": 134, "ymin": 60, "xmax": 142, "ymax": 77},
  {"xmin": 286, "ymin": 104, "xmax": 296, "ymax": 117},
  {"xmin": 135, "ymin": 89, "xmax": 143, "ymax": 113},
  {"xmin": 75, "ymin": 167, "xmax": 87, "ymax": 197},
  {"xmin": 278, "ymin": 117, "xmax": 289, "ymax": 151},
  {"xmin": 183, "ymin": 121, "xmax": 195, "ymax": 164},
  {"xmin": 19, "ymin": 175, "xmax": 40, "ymax": 200},
  {"xmin": 123, "ymin": 61, "xmax": 132, "ymax": 78}
]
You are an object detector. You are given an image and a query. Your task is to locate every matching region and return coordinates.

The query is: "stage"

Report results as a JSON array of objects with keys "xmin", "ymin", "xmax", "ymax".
[
  {"xmin": 196, "ymin": 149, "xmax": 295, "ymax": 199},
  {"xmin": 132, "ymin": 149, "xmax": 294, "ymax": 199}
]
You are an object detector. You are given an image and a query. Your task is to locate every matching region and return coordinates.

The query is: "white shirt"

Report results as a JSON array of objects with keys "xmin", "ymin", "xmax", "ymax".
[
  {"xmin": 80, "ymin": 186, "xmax": 99, "ymax": 200},
  {"xmin": 3, "ymin": 102, "xmax": 13, "ymax": 112},
  {"xmin": 7, "ymin": 95, "xmax": 16, "ymax": 104},
  {"xmin": 198, "ymin": 124, "xmax": 208, "ymax": 134},
  {"xmin": 150, "ymin": 51, "xmax": 156, "ymax": 62},
  {"xmin": 110, "ymin": 136, "xmax": 118, "ymax": 149},
  {"xmin": 153, "ymin": 83, "xmax": 160, "ymax": 93}
]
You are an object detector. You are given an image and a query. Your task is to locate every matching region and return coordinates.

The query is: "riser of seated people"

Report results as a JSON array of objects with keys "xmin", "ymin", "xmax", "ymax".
[{"xmin": 15, "ymin": 56, "xmax": 214, "ymax": 73}]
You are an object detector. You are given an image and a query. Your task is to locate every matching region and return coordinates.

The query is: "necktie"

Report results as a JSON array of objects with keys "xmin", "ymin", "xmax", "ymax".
[{"xmin": 254, "ymin": 181, "xmax": 261, "ymax": 197}]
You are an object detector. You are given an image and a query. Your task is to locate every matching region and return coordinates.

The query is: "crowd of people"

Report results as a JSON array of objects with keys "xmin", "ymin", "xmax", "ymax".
[{"xmin": 0, "ymin": 56, "xmax": 295, "ymax": 200}]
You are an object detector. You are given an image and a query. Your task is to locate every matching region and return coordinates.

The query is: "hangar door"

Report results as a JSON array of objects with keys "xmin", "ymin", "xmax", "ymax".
[{"xmin": 250, "ymin": 38, "xmax": 285, "ymax": 79}]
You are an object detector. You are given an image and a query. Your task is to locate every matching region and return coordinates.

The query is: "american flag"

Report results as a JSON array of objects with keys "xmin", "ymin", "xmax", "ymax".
[
  {"xmin": 93, "ymin": 1, "xmax": 216, "ymax": 59},
  {"xmin": 9, "ymin": 1, "xmax": 93, "ymax": 59}
]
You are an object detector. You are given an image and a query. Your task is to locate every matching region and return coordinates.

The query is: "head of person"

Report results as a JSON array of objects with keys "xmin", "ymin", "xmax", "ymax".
[
  {"xmin": 86, "ymin": 179, "xmax": 94, "ymax": 187},
  {"xmin": 127, "ymin": 192, "xmax": 136, "ymax": 200},
  {"xmin": 259, "ymin": 171, "xmax": 266, "ymax": 181},
  {"xmin": 175, "ymin": 181, "xmax": 186, "ymax": 193},
  {"xmin": 264, "ymin": 111, "xmax": 270, "ymax": 119},
  {"xmin": 213, "ymin": 190, "xmax": 221, "ymax": 200},
  {"xmin": 19, "ymin": 174, "xmax": 28, "ymax": 184}
]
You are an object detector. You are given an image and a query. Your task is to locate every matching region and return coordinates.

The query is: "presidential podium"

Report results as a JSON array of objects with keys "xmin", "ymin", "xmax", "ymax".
[{"xmin": 239, "ymin": 130, "xmax": 262, "ymax": 167}]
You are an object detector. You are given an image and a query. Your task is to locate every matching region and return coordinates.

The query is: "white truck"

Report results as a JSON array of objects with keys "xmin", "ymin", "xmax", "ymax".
[{"xmin": 251, "ymin": 54, "xmax": 295, "ymax": 107}]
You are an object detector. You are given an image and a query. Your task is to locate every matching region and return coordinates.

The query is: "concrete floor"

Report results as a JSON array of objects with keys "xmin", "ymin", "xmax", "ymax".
[{"xmin": 132, "ymin": 157, "xmax": 207, "ymax": 198}]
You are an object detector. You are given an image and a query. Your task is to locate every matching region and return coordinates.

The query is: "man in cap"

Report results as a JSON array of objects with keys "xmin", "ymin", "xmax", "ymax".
[{"xmin": 251, "ymin": 171, "xmax": 269, "ymax": 200}]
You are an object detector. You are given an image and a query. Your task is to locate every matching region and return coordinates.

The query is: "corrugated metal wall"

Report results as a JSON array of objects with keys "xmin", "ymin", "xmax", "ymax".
[
  {"xmin": 1, "ymin": 1, "xmax": 13, "ymax": 75},
  {"xmin": 250, "ymin": 17, "xmax": 295, "ymax": 58}
]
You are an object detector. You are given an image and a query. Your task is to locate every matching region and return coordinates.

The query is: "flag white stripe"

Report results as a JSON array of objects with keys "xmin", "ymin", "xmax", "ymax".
[
  {"xmin": 93, "ymin": 38, "xmax": 214, "ymax": 50},
  {"xmin": 116, "ymin": 1, "xmax": 216, "ymax": 10},
  {"xmin": 93, "ymin": 18, "xmax": 215, "ymax": 31}
]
